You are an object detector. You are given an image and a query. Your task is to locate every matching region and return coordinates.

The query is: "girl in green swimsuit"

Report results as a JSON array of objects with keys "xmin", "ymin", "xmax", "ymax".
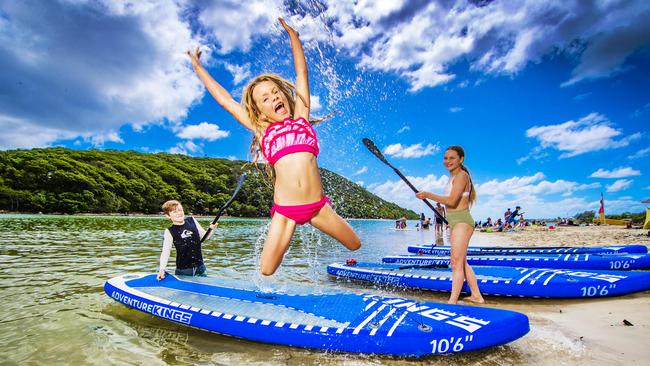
[{"xmin": 415, "ymin": 146, "xmax": 484, "ymax": 304}]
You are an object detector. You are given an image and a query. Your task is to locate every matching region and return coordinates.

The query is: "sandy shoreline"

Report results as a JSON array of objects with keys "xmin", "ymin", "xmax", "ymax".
[{"xmin": 472, "ymin": 225, "xmax": 650, "ymax": 365}]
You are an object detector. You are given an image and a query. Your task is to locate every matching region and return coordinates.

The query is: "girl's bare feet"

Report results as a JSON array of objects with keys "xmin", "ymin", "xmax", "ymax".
[{"xmin": 462, "ymin": 295, "xmax": 485, "ymax": 304}]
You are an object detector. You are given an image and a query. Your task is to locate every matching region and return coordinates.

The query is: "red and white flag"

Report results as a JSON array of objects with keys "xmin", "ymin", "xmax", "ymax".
[{"xmin": 598, "ymin": 193, "xmax": 604, "ymax": 215}]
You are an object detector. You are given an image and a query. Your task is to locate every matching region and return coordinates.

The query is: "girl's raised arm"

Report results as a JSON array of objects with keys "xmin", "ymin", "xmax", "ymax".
[
  {"xmin": 187, "ymin": 47, "xmax": 255, "ymax": 132},
  {"xmin": 279, "ymin": 18, "xmax": 310, "ymax": 122}
]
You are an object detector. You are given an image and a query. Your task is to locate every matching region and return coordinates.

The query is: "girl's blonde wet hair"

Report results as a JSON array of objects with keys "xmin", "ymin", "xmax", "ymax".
[
  {"xmin": 241, "ymin": 73, "xmax": 330, "ymax": 183},
  {"xmin": 447, "ymin": 145, "xmax": 477, "ymax": 206}
]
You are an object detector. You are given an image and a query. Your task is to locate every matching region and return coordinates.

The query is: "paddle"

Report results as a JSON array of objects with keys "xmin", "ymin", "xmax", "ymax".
[
  {"xmin": 362, "ymin": 138, "xmax": 448, "ymax": 225},
  {"xmin": 200, "ymin": 172, "xmax": 247, "ymax": 243}
]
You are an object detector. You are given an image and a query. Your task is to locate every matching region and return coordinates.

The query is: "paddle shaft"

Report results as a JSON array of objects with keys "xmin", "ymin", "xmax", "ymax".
[
  {"xmin": 389, "ymin": 165, "xmax": 449, "ymax": 225},
  {"xmin": 200, "ymin": 173, "xmax": 246, "ymax": 243},
  {"xmin": 363, "ymin": 138, "xmax": 448, "ymax": 225}
]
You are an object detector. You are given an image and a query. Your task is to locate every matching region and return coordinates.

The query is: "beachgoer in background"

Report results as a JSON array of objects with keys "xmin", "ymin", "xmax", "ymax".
[
  {"xmin": 504, "ymin": 208, "xmax": 512, "ymax": 224},
  {"xmin": 435, "ymin": 202, "xmax": 446, "ymax": 236},
  {"xmin": 187, "ymin": 18, "xmax": 360, "ymax": 276},
  {"xmin": 508, "ymin": 206, "xmax": 523, "ymax": 227},
  {"xmin": 395, "ymin": 218, "xmax": 407, "ymax": 229},
  {"xmin": 415, "ymin": 146, "xmax": 484, "ymax": 304},
  {"xmin": 422, "ymin": 217, "xmax": 431, "ymax": 229},
  {"xmin": 483, "ymin": 217, "xmax": 493, "ymax": 227},
  {"xmin": 157, "ymin": 200, "xmax": 216, "ymax": 280}
]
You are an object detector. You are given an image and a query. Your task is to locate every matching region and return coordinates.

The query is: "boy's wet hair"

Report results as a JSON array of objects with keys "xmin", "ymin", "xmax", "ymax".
[{"xmin": 162, "ymin": 200, "xmax": 182, "ymax": 215}]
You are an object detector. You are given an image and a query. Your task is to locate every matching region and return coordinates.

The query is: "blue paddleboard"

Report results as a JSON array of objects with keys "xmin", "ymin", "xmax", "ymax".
[
  {"xmin": 383, "ymin": 253, "xmax": 650, "ymax": 270},
  {"xmin": 105, "ymin": 273, "xmax": 529, "ymax": 356},
  {"xmin": 328, "ymin": 262, "xmax": 650, "ymax": 298},
  {"xmin": 407, "ymin": 244, "xmax": 648, "ymax": 256}
]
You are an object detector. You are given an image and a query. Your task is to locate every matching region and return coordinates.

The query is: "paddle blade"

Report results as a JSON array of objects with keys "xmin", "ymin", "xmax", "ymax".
[{"xmin": 362, "ymin": 138, "xmax": 389, "ymax": 165}]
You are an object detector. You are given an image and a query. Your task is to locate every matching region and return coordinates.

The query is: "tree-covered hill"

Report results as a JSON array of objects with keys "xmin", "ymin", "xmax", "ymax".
[{"xmin": 0, "ymin": 148, "xmax": 418, "ymax": 219}]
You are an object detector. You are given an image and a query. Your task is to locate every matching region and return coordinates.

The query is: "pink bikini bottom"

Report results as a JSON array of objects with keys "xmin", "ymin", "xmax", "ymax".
[{"xmin": 270, "ymin": 196, "xmax": 332, "ymax": 225}]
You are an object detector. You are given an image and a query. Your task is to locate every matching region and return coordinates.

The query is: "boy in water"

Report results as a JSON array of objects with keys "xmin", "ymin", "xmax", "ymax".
[{"xmin": 157, "ymin": 200, "xmax": 217, "ymax": 280}]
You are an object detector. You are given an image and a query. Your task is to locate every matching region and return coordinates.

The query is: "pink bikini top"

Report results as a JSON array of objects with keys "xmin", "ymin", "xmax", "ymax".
[{"xmin": 261, "ymin": 117, "xmax": 319, "ymax": 166}]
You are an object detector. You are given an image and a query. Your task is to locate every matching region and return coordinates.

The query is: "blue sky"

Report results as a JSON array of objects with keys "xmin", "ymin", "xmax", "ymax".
[{"xmin": 1, "ymin": 0, "xmax": 648, "ymax": 219}]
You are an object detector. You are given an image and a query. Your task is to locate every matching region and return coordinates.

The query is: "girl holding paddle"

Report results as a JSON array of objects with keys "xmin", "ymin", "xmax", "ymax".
[
  {"xmin": 187, "ymin": 18, "xmax": 360, "ymax": 276},
  {"xmin": 415, "ymin": 146, "xmax": 484, "ymax": 304}
]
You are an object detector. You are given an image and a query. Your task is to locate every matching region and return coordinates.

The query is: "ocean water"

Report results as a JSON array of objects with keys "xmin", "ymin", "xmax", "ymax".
[{"xmin": 0, "ymin": 215, "xmax": 591, "ymax": 365}]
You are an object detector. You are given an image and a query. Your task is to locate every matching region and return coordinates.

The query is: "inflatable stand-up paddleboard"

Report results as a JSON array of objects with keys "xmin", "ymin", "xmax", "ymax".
[
  {"xmin": 105, "ymin": 274, "xmax": 529, "ymax": 356},
  {"xmin": 407, "ymin": 244, "xmax": 648, "ymax": 256},
  {"xmin": 328, "ymin": 262, "xmax": 650, "ymax": 298},
  {"xmin": 383, "ymin": 253, "xmax": 650, "ymax": 270}
]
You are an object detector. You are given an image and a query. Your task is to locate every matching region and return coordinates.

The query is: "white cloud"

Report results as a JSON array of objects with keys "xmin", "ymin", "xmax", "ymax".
[
  {"xmin": 371, "ymin": 174, "xmax": 449, "ymax": 213},
  {"xmin": 0, "ymin": 0, "xmax": 204, "ymax": 149},
  {"xmin": 370, "ymin": 171, "xmax": 605, "ymax": 219},
  {"xmin": 197, "ymin": 0, "xmax": 283, "ymax": 53},
  {"xmin": 356, "ymin": 180, "xmax": 364, "ymax": 187},
  {"xmin": 310, "ymin": 95, "xmax": 322, "ymax": 112},
  {"xmin": 176, "ymin": 122, "xmax": 230, "ymax": 141},
  {"xmin": 477, "ymin": 173, "xmax": 599, "ymax": 197},
  {"xmin": 590, "ymin": 167, "xmax": 641, "ymax": 178},
  {"xmin": 0, "ymin": 114, "xmax": 125, "ymax": 149},
  {"xmin": 352, "ymin": 166, "xmax": 368, "ymax": 176},
  {"xmin": 168, "ymin": 140, "xmax": 202, "ymax": 156},
  {"xmin": 632, "ymin": 102, "xmax": 650, "ymax": 118},
  {"xmin": 85, "ymin": 131, "xmax": 124, "ymax": 147},
  {"xmin": 384, "ymin": 143, "xmax": 440, "ymax": 158},
  {"xmin": 291, "ymin": 1, "xmax": 650, "ymax": 91},
  {"xmin": 606, "ymin": 179, "xmax": 633, "ymax": 193},
  {"xmin": 597, "ymin": 195, "xmax": 645, "ymax": 214},
  {"xmin": 516, "ymin": 147, "xmax": 549, "ymax": 165},
  {"xmin": 574, "ymin": 92, "xmax": 592, "ymax": 101},
  {"xmin": 224, "ymin": 62, "xmax": 252, "ymax": 85},
  {"xmin": 449, "ymin": 107, "xmax": 463, "ymax": 113},
  {"xmin": 397, "ymin": 126, "xmax": 411, "ymax": 134},
  {"xmin": 523, "ymin": 113, "xmax": 641, "ymax": 159},
  {"xmin": 628, "ymin": 147, "xmax": 650, "ymax": 159},
  {"xmin": 3, "ymin": 1, "xmax": 648, "ymax": 151}
]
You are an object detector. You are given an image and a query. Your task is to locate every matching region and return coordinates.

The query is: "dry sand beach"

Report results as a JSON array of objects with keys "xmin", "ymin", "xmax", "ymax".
[{"xmin": 470, "ymin": 225, "xmax": 650, "ymax": 365}]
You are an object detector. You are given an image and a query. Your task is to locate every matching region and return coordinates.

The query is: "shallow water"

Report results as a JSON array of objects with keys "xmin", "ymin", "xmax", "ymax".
[{"xmin": 0, "ymin": 214, "xmax": 604, "ymax": 365}]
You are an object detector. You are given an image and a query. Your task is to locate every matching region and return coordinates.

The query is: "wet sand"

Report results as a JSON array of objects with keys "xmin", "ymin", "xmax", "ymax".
[{"xmin": 476, "ymin": 225, "xmax": 650, "ymax": 365}]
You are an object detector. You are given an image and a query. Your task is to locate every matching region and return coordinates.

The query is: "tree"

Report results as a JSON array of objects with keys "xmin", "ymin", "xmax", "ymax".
[{"xmin": 574, "ymin": 210, "xmax": 595, "ymax": 223}]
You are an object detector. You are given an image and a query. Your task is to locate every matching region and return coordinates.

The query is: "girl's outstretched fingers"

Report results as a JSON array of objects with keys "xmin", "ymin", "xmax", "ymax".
[
  {"xmin": 278, "ymin": 17, "xmax": 297, "ymax": 35},
  {"xmin": 186, "ymin": 46, "xmax": 202, "ymax": 68}
]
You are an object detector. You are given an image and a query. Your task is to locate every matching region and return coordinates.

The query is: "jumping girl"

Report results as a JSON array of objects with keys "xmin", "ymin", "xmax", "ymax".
[
  {"xmin": 187, "ymin": 18, "xmax": 360, "ymax": 276},
  {"xmin": 415, "ymin": 146, "xmax": 484, "ymax": 304}
]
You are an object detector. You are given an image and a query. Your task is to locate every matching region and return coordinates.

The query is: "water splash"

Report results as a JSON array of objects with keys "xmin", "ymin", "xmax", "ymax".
[
  {"xmin": 297, "ymin": 224, "xmax": 322, "ymax": 288},
  {"xmin": 251, "ymin": 220, "xmax": 274, "ymax": 292}
]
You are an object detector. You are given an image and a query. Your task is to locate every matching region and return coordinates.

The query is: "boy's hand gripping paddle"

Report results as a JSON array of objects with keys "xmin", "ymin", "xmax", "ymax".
[
  {"xmin": 362, "ymin": 138, "xmax": 448, "ymax": 225},
  {"xmin": 200, "ymin": 173, "xmax": 247, "ymax": 243}
]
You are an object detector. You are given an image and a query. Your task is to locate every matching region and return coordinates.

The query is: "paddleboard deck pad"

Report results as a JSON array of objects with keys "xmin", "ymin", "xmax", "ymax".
[
  {"xmin": 384, "ymin": 253, "xmax": 650, "ymax": 270},
  {"xmin": 105, "ymin": 273, "xmax": 529, "ymax": 356},
  {"xmin": 407, "ymin": 244, "xmax": 648, "ymax": 256},
  {"xmin": 328, "ymin": 262, "xmax": 650, "ymax": 298}
]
